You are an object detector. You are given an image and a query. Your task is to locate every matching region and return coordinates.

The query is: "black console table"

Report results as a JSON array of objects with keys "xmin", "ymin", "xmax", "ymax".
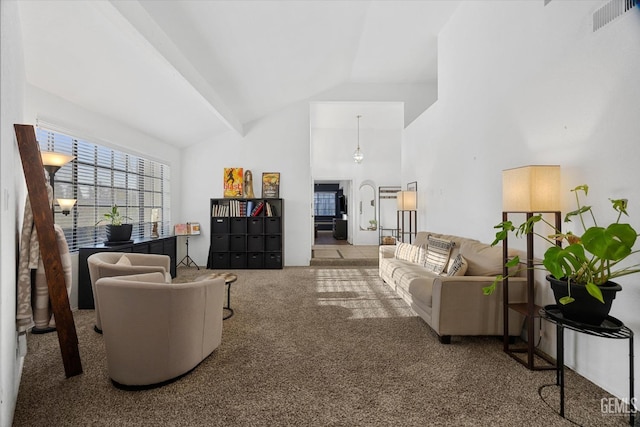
[
  {"xmin": 78, "ymin": 236, "xmax": 177, "ymax": 309},
  {"xmin": 540, "ymin": 305, "xmax": 635, "ymax": 426}
]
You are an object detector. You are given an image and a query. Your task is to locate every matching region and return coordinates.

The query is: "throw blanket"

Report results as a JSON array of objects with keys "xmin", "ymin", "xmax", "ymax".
[{"xmin": 16, "ymin": 183, "xmax": 71, "ymax": 332}]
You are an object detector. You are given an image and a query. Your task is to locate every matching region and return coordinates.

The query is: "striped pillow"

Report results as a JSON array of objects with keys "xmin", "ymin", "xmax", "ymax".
[
  {"xmin": 445, "ymin": 254, "xmax": 468, "ymax": 276},
  {"xmin": 395, "ymin": 242, "xmax": 423, "ymax": 263},
  {"xmin": 424, "ymin": 237, "xmax": 455, "ymax": 273},
  {"xmin": 394, "ymin": 242, "xmax": 412, "ymax": 261}
]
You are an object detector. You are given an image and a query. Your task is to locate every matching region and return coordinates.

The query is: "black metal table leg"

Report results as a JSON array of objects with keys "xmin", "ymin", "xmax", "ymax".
[
  {"xmin": 557, "ymin": 323, "xmax": 565, "ymax": 418},
  {"xmin": 223, "ymin": 281, "xmax": 234, "ymax": 320}
]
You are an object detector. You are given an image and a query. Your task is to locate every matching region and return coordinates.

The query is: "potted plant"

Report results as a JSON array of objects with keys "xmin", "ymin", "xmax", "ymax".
[
  {"xmin": 96, "ymin": 205, "xmax": 133, "ymax": 243},
  {"xmin": 483, "ymin": 185, "xmax": 640, "ymax": 326}
]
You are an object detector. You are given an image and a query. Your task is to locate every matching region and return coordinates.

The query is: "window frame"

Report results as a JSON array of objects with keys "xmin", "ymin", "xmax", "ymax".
[{"xmin": 36, "ymin": 126, "xmax": 171, "ymax": 252}]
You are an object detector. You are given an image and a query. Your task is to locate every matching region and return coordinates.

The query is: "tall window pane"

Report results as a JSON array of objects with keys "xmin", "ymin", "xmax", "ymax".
[
  {"xmin": 314, "ymin": 192, "xmax": 336, "ymax": 216},
  {"xmin": 36, "ymin": 126, "xmax": 171, "ymax": 251}
]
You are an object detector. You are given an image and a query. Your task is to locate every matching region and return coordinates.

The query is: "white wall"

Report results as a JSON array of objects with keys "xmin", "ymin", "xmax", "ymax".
[
  {"xmin": 404, "ymin": 1, "xmax": 640, "ymax": 400},
  {"xmin": 311, "ymin": 126, "xmax": 402, "ymax": 245},
  {"xmin": 181, "ymin": 101, "xmax": 313, "ymax": 267},
  {"xmin": 0, "ymin": 1, "xmax": 25, "ymax": 424}
]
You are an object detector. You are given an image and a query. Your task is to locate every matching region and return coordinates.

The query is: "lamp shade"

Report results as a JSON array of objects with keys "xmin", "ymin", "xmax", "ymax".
[
  {"xmin": 397, "ymin": 191, "xmax": 417, "ymax": 211},
  {"xmin": 41, "ymin": 151, "xmax": 75, "ymax": 167},
  {"xmin": 57, "ymin": 198, "xmax": 76, "ymax": 215},
  {"xmin": 502, "ymin": 165, "xmax": 560, "ymax": 212}
]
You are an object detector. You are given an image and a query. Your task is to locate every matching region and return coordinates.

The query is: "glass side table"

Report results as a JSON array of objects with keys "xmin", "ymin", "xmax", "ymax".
[{"xmin": 540, "ymin": 305, "xmax": 635, "ymax": 426}]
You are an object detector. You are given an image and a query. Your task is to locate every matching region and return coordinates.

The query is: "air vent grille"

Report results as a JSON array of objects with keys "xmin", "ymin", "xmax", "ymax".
[{"xmin": 593, "ymin": 0, "xmax": 638, "ymax": 32}]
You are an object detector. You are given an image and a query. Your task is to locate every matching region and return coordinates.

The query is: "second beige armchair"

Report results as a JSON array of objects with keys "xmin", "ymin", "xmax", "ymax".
[
  {"xmin": 96, "ymin": 272, "xmax": 225, "ymax": 387},
  {"xmin": 87, "ymin": 252, "xmax": 171, "ymax": 332}
]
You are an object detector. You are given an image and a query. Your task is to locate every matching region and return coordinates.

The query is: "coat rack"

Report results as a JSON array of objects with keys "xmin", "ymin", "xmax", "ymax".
[{"xmin": 15, "ymin": 124, "xmax": 82, "ymax": 378}]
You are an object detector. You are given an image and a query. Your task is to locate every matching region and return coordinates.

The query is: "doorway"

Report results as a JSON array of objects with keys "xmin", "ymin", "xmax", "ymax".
[{"xmin": 313, "ymin": 181, "xmax": 351, "ymax": 246}]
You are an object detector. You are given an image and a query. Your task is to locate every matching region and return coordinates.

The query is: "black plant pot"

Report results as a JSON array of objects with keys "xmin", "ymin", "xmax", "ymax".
[
  {"xmin": 547, "ymin": 274, "xmax": 622, "ymax": 326},
  {"xmin": 105, "ymin": 224, "xmax": 133, "ymax": 243}
]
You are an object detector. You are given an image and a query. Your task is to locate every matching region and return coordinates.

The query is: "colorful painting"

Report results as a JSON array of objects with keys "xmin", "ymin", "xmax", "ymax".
[
  {"xmin": 262, "ymin": 172, "xmax": 280, "ymax": 198},
  {"xmin": 224, "ymin": 168, "xmax": 243, "ymax": 197}
]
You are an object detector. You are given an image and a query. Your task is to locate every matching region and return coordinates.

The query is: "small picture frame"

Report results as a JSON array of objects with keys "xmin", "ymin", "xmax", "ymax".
[
  {"xmin": 174, "ymin": 223, "xmax": 187, "ymax": 236},
  {"xmin": 187, "ymin": 222, "xmax": 201, "ymax": 235},
  {"xmin": 262, "ymin": 172, "xmax": 280, "ymax": 198},
  {"xmin": 407, "ymin": 181, "xmax": 417, "ymax": 192}
]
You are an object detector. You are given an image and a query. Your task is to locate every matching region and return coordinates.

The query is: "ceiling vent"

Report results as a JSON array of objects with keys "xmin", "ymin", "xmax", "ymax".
[{"xmin": 593, "ymin": 0, "xmax": 638, "ymax": 31}]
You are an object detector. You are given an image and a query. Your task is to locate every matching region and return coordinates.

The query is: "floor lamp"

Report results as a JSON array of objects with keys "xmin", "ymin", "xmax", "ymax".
[
  {"xmin": 502, "ymin": 164, "xmax": 561, "ymax": 370},
  {"xmin": 40, "ymin": 150, "xmax": 76, "ymax": 219},
  {"xmin": 33, "ymin": 150, "xmax": 75, "ymax": 335},
  {"xmin": 397, "ymin": 190, "xmax": 417, "ymax": 244}
]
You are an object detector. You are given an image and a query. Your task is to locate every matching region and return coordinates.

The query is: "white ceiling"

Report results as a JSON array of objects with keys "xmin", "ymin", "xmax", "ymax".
[{"xmin": 17, "ymin": 0, "xmax": 460, "ymax": 147}]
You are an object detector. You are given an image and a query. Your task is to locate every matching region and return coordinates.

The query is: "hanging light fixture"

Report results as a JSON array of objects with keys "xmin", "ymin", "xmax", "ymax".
[{"xmin": 353, "ymin": 115, "xmax": 364, "ymax": 163}]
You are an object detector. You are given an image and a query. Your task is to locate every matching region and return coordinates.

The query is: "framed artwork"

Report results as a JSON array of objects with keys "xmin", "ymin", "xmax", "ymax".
[
  {"xmin": 407, "ymin": 181, "xmax": 417, "ymax": 192},
  {"xmin": 224, "ymin": 168, "xmax": 243, "ymax": 197},
  {"xmin": 174, "ymin": 223, "xmax": 187, "ymax": 236},
  {"xmin": 262, "ymin": 172, "xmax": 280, "ymax": 198},
  {"xmin": 187, "ymin": 222, "xmax": 201, "ymax": 235}
]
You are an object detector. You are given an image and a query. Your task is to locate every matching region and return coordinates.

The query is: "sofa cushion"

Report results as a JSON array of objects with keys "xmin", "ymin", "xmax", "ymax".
[
  {"xmin": 424, "ymin": 236, "xmax": 454, "ymax": 273},
  {"xmin": 445, "ymin": 254, "xmax": 468, "ymax": 277},
  {"xmin": 459, "ymin": 240, "xmax": 504, "ymax": 276}
]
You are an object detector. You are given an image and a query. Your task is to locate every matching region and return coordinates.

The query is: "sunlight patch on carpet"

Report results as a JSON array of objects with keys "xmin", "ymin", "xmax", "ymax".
[{"xmin": 314, "ymin": 268, "xmax": 415, "ymax": 319}]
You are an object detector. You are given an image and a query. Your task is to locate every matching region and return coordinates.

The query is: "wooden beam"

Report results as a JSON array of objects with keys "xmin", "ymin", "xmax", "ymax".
[{"xmin": 14, "ymin": 124, "xmax": 82, "ymax": 378}]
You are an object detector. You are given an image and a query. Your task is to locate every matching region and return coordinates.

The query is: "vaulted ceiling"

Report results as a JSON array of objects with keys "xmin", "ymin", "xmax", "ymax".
[{"xmin": 18, "ymin": 0, "xmax": 460, "ymax": 147}]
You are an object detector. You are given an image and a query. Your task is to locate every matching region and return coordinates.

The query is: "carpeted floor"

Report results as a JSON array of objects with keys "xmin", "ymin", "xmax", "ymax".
[{"xmin": 13, "ymin": 267, "xmax": 631, "ymax": 426}]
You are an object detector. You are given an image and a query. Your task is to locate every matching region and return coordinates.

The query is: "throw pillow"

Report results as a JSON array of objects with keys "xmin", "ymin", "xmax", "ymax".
[
  {"xmin": 116, "ymin": 254, "xmax": 132, "ymax": 266},
  {"xmin": 395, "ymin": 242, "xmax": 422, "ymax": 263},
  {"xmin": 445, "ymin": 254, "xmax": 468, "ymax": 276},
  {"xmin": 394, "ymin": 242, "xmax": 410, "ymax": 261},
  {"xmin": 414, "ymin": 245, "xmax": 427, "ymax": 265},
  {"xmin": 424, "ymin": 237, "xmax": 455, "ymax": 274}
]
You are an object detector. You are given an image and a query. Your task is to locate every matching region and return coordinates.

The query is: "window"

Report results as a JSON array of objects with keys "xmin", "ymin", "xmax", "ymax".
[
  {"xmin": 314, "ymin": 192, "xmax": 336, "ymax": 217},
  {"xmin": 36, "ymin": 127, "xmax": 171, "ymax": 251}
]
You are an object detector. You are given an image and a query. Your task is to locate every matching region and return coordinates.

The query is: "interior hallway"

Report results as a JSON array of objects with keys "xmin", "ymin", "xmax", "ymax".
[{"xmin": 312, "ymin": 230, "xmax": 379, "ymax": 266}]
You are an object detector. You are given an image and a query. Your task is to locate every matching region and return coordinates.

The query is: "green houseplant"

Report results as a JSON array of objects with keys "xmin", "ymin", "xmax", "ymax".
[
  {"xmin": 96, "ymin": 205, "xmax": 133, "ymax": 243},
  {"xmin": 483, "ymin": 185, "xmax": 640, "ymax": 325}
]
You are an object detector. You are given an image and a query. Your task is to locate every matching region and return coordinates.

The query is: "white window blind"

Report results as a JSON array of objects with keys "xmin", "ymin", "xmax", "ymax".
[{"xmin": 36, "ymin": 127, "xmax": 171, "ymax": 251}]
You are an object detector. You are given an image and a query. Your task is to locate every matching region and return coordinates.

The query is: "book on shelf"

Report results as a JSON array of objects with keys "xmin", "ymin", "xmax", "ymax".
[
  {"xmin": 211, "ymin": 204, "xmax": 229, "ymax": 217},
  {"xmin": 264, "ymin": 201, "xmax": 278, "ymax": 217},
  {"xmin": 250, "ymin": 200, "xmax": 265, "ymax": 217}
]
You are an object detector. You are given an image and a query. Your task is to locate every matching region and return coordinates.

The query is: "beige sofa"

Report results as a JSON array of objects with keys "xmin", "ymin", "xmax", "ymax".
[
  {"xmin": 88, "ymin": 252, "xmax": 172, "ymax": 332},
  {"xmin": 96, "ymin": 272, "xmax": 225, "ymax": 388},
  {"xmin": 379, "ymin": 231, "xmax": 527, "ymax": 343}
]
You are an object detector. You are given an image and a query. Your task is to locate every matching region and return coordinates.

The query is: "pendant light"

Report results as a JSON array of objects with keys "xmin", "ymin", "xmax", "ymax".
[{"xmin": 353, "ymin": 115, "xmax": 364, "ymax": 163}]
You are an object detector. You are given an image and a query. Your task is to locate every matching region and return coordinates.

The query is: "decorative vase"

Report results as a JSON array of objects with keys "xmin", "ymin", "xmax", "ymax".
[
  {"xmin": 546, "ymin": 274, "xmax": 622, "ymax": 326},
  {"xmin": 105, "ymin": 224, "xmax": 133, "ymax": 242}
]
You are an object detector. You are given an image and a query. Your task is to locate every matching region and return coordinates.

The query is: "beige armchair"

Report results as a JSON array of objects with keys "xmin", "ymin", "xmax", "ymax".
[
  {"xmin": 87, "ymin": 252, "xmax": 171, "ymax": 332},
  {"xmin": 95, "ymin": 272, "xmax": 225, "ymax": 388}
]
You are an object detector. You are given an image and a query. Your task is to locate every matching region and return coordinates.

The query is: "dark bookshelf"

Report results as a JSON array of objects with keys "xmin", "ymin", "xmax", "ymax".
[{"xmin": 207, "ymin": 198, "xmax": 283, "ymax": 269}]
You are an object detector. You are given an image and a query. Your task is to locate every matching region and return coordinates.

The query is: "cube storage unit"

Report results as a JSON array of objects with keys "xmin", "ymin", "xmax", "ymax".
[{"xmin": 207, "ymin": 198, "xmax": 283, "ymax": 269}]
